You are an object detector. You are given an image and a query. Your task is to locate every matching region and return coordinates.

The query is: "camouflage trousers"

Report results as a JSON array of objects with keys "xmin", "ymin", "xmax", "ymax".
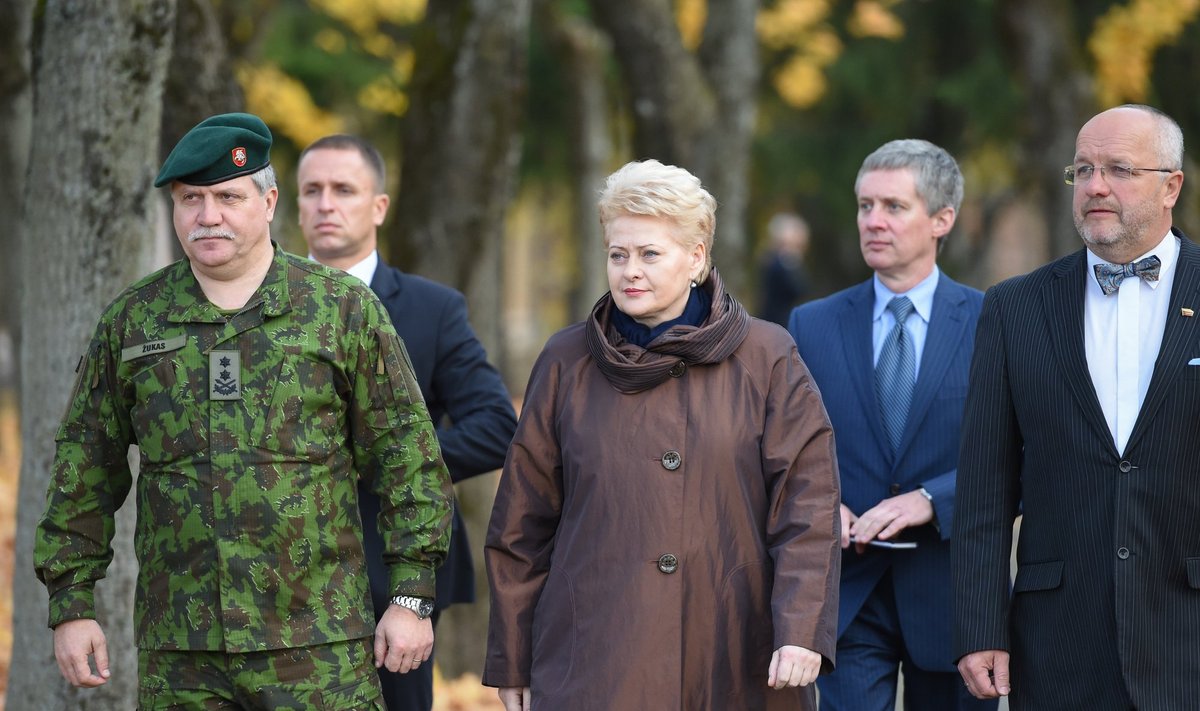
[{"xmin": 137, "ymin": 637, "xmax": 385, "ymax": 710}]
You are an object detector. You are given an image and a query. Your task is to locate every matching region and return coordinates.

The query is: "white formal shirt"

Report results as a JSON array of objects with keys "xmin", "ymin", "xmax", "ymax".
[
  {"xmin": 1084, "ymin": 230, "xmax": 1178, "ymax": 454},
  {"xmin": 872, "ymin": 266, "xmax": 940, "ymax": 380},
  {"xmin": 307, "ymin": 250, "xmax": 379, "ymax": 286}
]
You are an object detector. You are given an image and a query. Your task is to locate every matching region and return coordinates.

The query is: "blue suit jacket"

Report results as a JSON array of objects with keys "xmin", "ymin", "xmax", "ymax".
[
  {"xmin": 359, "ymin": 260, "xmax": 517, "ymax": 614},
  {"xmin": 789, "ymin": 273, "xmax": 982, "ymax": 671}
]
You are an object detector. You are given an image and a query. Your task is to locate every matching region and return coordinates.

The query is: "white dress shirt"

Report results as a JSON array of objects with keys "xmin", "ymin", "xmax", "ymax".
[
  {"xmin": 873, "ymin": 267, "xmax": 940, "ymax": 381},
  {"xmin": 1084, "ymin": 230, "xmax": 1178, "ymax": 454},
  {"xmin": 307, "ymin": 250, "xmax": 379, "ymax": 286}
]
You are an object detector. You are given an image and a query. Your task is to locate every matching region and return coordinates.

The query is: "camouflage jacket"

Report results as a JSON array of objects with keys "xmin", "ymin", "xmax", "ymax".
[{"xmin": 34, "ymin": 246, "xmax": 453, "ymax": 652}]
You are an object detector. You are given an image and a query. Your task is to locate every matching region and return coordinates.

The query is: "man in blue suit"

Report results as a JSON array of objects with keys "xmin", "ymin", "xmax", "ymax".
[
  {"xmin": 298, "ymin": 135, "xmax": 518, "ymax": 711},
  {"xmin": 789, "ymin": 139, "xmax": 991, "ymax": 710}
]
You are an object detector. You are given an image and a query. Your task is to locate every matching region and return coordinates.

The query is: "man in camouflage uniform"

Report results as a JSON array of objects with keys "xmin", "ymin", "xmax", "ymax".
[{"xmin": 34, "ymin": 112, "xmax": 453, "ymax": 709}]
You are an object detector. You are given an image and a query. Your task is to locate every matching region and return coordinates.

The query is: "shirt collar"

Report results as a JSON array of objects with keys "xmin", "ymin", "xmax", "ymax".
[
  {"xmin": 1085, "ymin": 229, "xmax": 1177, "ymax": 292},
  {"xmin": 169, "ymin": 241, "xmax": 291, "ymax": 323},
  {"xmin": 873, "ymin": 266, "xmax": 940, "ymax": 323},
  {"xmin": 306, "ymin": 250, "xmax": 378, "ymax": 286}
]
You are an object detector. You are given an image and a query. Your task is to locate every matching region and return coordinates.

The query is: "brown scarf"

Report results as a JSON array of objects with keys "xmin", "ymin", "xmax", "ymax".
[{"xmin": 585, "ymin": 268, "xmax": 752, "ymax": 394}]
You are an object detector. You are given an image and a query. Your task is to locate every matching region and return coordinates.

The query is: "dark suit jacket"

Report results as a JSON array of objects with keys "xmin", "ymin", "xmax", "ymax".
[
  {"xmin": 790, "ymin": 273, "xmax": 982, "ymax": 671},
  {"xmin": 359, "ymin": 260, "xmax": 517, "ymax": 614},
  {"xmin": 954, "ymin": 229, "xmax": 1200, "ymax": 709}
]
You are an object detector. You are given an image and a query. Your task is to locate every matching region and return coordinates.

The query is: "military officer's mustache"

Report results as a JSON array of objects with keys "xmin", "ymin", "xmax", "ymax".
[{"xmin": 188, "ymin": 227, "xmax": 237, "ymax": 242}]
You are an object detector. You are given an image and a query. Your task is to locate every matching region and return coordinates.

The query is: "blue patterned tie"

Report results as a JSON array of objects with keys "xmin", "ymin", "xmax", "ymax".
[
  {"xmin": 1093, "ymin": 255, "xmax": 1161, "ymax": 296},
  {"xmin": 877, "ymin": 296, "xmax": 916, "ymax": 453}
]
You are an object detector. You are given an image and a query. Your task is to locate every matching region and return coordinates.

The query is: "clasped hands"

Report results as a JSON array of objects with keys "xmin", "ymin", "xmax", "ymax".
[{"xmin": 841, "ymin": 490, "xmax": 934, "ymax": 552}]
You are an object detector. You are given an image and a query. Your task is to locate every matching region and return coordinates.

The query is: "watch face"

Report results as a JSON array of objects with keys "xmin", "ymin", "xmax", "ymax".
[{"xmin": 418, "ymin": 599, "xmax": 435, "ymax": 617}]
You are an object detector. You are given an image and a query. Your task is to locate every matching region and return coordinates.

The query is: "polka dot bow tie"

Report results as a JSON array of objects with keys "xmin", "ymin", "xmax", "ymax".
[{"xmin": 1093, "ymin": 255, "xmax": 1161, "ymax": 296}]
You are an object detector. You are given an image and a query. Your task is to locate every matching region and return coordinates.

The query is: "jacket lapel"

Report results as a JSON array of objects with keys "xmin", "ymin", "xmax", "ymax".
[
  {"xmin": 1126, "ymin": 231, "xmax": 1200, "ymax": 452},
  {"xmin": 839, "ymin": 281, "xmax": 892, "ymax": 461},
  {"xmin": 1041, "ymin": 249, "xmax": 1115, "ymax": 452},
  {"xmin": 896, "ymin": 276, "xmax": 969, "ymax": 456},
  {"xmin": 369, "ymin": 258, "xmax": 404, "ymax": 302}
]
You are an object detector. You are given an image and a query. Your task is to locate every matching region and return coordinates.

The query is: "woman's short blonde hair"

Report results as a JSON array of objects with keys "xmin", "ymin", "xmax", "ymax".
[{"xmin": 597, "ymin": 159, "xmax": 717, "ymax": 283}]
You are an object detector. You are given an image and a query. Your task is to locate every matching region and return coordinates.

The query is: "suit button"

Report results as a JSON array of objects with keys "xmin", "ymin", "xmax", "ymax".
[
  {"xmin": 657, "ymin": 553, "xmax": 678, "ymax": 574},
  {"xmin": 1119, "ymin": 461, "xmax": 1132, "ymax": 473},
  {"xmin": 889, "ymin": 484, "xmax": 901, "ymax": 496},
  {"xmin": 1117, "ymin": 547, "xmax": 1130, "ymax": 559},
  {"xmin": 669, "ymin": 361, "xmax": 687, "ymax": 378},
  {"xmin": 662, "ymin": 450, "xmax": 682, "ymax": 470}
]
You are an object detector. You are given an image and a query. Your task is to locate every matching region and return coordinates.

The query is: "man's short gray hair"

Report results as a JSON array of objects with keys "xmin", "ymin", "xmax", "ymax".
[
  {"xmin": 250, "ymin": 164, "xmax": 277, "ymax": 196},
  {"xmin": 855, "ymin": 139, "xmax": 963, "ymax": 215}
]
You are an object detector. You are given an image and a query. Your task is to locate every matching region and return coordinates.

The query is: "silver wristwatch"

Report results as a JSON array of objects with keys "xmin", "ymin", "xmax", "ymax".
[{"xmin": 390, "ymin": 595, "xmax": 435, "ymax": 620}]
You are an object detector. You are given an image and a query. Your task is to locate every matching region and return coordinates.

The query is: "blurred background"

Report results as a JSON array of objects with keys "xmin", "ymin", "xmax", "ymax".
[{"xmin": 2, "ymin": 0, "xmax": 1198, "ymax": 708}]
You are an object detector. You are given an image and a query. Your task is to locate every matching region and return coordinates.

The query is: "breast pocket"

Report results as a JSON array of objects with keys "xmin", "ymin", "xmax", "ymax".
[
  {"xmin": 128, "ymin": 355, "xmax": 201, "ymax": 464},
  {"xmin": 261, "ymin": 357, "xmax": 342, "ymax": 460}
]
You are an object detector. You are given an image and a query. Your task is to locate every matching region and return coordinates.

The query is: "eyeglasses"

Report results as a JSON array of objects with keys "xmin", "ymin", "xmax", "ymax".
[{"xmin": 1063, "ymin": 164, "xmax": 1175, "ymax": 185}]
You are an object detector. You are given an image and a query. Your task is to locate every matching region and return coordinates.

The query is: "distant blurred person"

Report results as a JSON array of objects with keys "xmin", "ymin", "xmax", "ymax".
[
  {"xmin": 483, "ymin": 159, "xmax": 841, "ymax": 711},
  {"xmin": 758, "ymin": 211, "xmax": 812, "ymax": 326},
  {"xmin": 298, "ymin": 134, "xmax": 518, "ymax": 711}
]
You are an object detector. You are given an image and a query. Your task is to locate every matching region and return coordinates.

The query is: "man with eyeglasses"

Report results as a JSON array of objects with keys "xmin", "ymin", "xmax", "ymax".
[{"xmin": 954, "ymin": 104, "xmax": 1199, "ymax": 709}]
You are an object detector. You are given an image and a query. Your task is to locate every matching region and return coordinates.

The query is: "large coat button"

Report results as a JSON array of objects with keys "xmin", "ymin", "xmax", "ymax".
[
  {"xmin": 1117, "ymin": 547, "xmax": 1130, "ymax": 560},
  {"xmin": 1119, "ymin": 461, "xmax": 1132, "ymax": 473},
  {"xmin": 657, "ymin": 553, "xmax": 678, "ymax": 574},
  {"xmin": 669, "ymin": 361, "xmax": 687, "ymax": 378},
  {"xmin": 662, "ymin": 450, "xmax": 682, "ymax": 470}
]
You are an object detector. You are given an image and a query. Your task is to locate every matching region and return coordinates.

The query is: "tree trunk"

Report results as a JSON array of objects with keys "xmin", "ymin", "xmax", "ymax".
[
  {"xmin": 157, "ymin": 0, "xmax": 244, "ymax": 263},
  {"xmin": 10, "ymin": 1, "xmax": 176, "ymax": 709},
  {"xmin": 387, "ymin": 0, "xmax": 530, "ymax": 680},
  {"xmin": 161, "ymin": 0, "xmax": 243, "ymax": 163},
  {"xmin": 0, "ymin": 0, "xmax": 34, "ymax": 393},
  {"xmin": 586, "ymin": 0, "xmax": 760, "ymax": 298},
  {"xmin": 996, "ymin": 0, "xmax": 1096, "ymax": 267},
  {"xmin": 539, "ymin": 3, "xmax": 612, "ymax": 321}
]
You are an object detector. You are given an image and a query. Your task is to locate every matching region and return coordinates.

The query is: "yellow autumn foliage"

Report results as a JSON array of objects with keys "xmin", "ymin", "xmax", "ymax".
[
  {"xmin": 362, "ymin": 31, "xmax": 400, "ymax": 60},
  {"xmin": 806, "ymin": 27, "xmax": 844, "ymax": 64},
  {"xmin": 757, "ymin": 0, "xmax": 832, "ymax": 50},
  {"xmin": 236, "ymin": 62, "xmax": 345, "ymax": 148},
  {"xmin": 314, "ymin": 28, "xmax": 347, "ymax": 54},
  {"xmin": 758, "ymin": 0, "xmax": 850, "ymax": 108},
  {"xmin": 393, "ymin": 47, "xmax": 416, "ymax": 78},
  {"xmin": 1090, "ymin": 0, "xmax": 1200, "ymax": 105},
  {"xmin": 358, "ymin": 76, "xmax": 410, "ymax": 117},
  {"xmin": 848, "ymin": 0, "xmax": 904, "ymax": 40},
  {"xmin": 773, "ymin": 55, "xmax": 829, "ymax": 108},
  {"xmin": 676, "ymin": 0, "xmax": 708, "ymax": 51},
  {"xmin": 239, "ymin": 0, "xmax": 427, "ymax": 136},
  {"xmin": 308, "ymin": 0, "xmax": 427, "ymax": 36}
]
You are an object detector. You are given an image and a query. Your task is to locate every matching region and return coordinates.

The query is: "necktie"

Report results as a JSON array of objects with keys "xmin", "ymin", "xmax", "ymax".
[
  {"xmin": 1093, "ymin": 255, "xmax": 1161, "ymax": 296},
  {"xmin": 876, "ymin": 296, "xmax": 916, "ymax": 453}
]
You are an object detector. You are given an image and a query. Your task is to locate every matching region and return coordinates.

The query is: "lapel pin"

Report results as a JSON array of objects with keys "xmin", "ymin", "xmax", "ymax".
[{"xmin": 1183, "ymin": 308, "xmax": 1195, "ymax": 318}]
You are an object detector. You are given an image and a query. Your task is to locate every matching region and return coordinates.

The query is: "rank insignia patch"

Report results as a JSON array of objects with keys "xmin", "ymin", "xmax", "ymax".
[{"xmin": 210, "ymin": 350, "xmax": 242, "ymax": 400}]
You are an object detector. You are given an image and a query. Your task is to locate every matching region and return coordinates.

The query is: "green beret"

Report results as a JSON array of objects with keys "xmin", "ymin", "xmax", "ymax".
[{"xmin": 154, "ymin": 112, "xmax": 272, "ymax": 187}]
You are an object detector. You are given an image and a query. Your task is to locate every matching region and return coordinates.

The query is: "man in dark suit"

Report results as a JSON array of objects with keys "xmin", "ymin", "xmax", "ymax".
[
  {"xmin": 789, "ymin": 140, "xmax": 991, "ymax": 710},
  {"xmin": 298, "ymin": 135, "xmax": 518, "ymax": 711},
  {"xmin": 954, "ymin": 104, "xmax": 1199, "ymax": 709}
]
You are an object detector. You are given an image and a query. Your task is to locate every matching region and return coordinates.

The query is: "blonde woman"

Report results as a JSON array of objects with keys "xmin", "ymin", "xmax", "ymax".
[{"xmin": 483, "ymin": 160, "xmax": 841, "ymax": 710}]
